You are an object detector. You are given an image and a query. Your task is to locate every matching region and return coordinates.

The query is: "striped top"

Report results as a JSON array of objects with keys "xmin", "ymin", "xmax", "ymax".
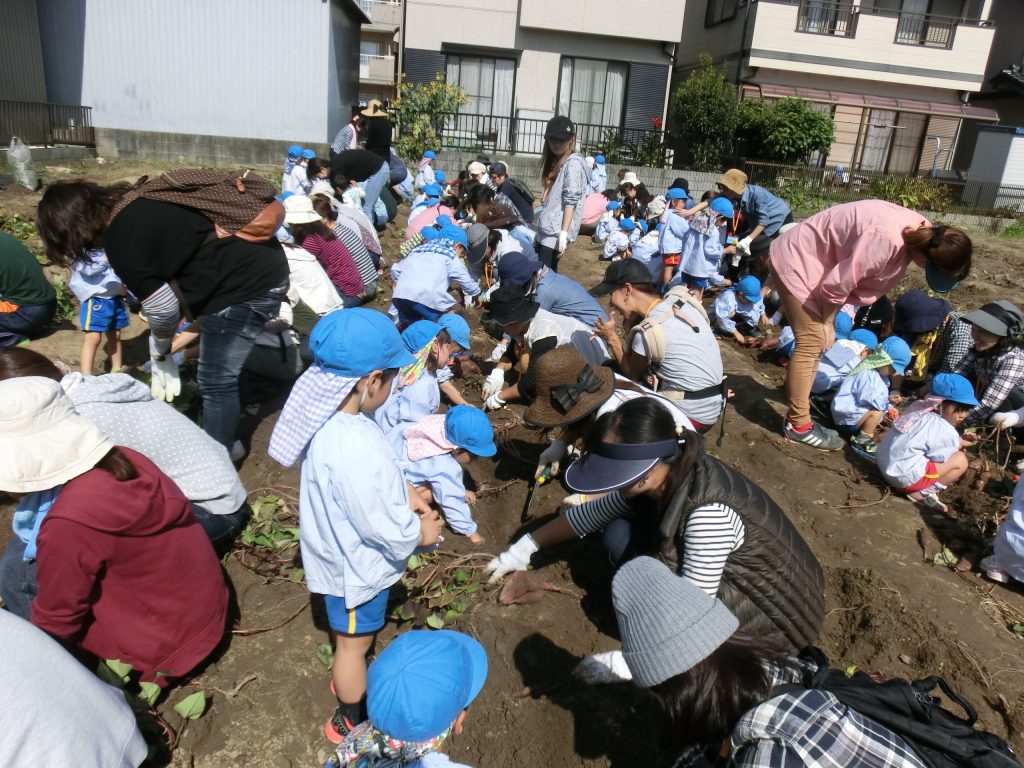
[
  {"xmin": 332, "ymin": 222, "xmax": 378, "ymax": 287},
  {"xmin": 566, "ymin": 492, "xmax": 745, "ymax": 594}
]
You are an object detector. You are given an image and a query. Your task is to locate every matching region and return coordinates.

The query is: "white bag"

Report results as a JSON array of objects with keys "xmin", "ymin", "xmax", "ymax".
[{"xmin": 8, "ymin": 137, "xmax": 38, "ymax": 191}]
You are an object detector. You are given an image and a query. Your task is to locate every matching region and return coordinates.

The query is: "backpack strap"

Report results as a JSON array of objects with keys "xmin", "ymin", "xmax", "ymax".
[{"xmin": 627, "ymin": 288, "xmax": 708, "ymax": 366}]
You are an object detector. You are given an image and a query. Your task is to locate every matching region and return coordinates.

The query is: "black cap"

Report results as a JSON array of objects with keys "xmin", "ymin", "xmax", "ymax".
[
  {"xmin": 490, "ymin": 161, "xmax": 508, "ymax": 176},
  {"xmin": 669, "ymin": 177, "xmax": 690, "ymax": 194},
  {"xmin": 487, "ymin": 283, "xmax": 541, "ymax": 326},
  {"xmin": 589, "ymin": 260, "xmax": 655, "ymax": 296},
  {"xmin": 545, "ymin": 115, "xmax": 576, "ymax": 139}
]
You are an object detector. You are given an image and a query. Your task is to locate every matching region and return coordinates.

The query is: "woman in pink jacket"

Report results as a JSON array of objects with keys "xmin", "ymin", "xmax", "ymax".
[{"xmin": 770, "ymin": 200, "xmax": 971, "ymax": 451}]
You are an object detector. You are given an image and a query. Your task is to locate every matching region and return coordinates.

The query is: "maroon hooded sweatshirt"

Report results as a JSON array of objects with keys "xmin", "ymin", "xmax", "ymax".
[{"xmin": 31, "ymin": 447, "xmax": 228, "ymax": 684}]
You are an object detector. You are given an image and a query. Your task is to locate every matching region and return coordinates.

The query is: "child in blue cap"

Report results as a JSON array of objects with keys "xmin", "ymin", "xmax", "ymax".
[
  {"xmin": 283, "ymin": 147, "xmax": 313, "ymax": 196},
  {"xmin": 592, "ymin": 200, "xmax": 620, "ymax": 244},
  {"xmin": 326, "ymin": 629, "xmax": 487, "ymax": 767},
  {"xmin": 876, "ymin": 373, "xmax": 979, "ymax": 513},
  {"xmin": 658, "ymin": 187, "xmax": 693, "ymax": 287},
  {"xmin": 391, "ymin": 234, "xmax": 481, "ymax": 325},
  {"xmin": 677, "ymin": 196, "xmax": 734, "ymax": 299},
  {"xmin": 712, "ymin": 275, "xmax": 769, "ymax": 346},
  {"xmin": 388, "ymin": 405, "xmax": 496, "ymax": 544},
  {"xmin": 284, "ymin": 143, "xmax": 303, "ymax": 179},
  {"xmin": 811, "ymin": 326, "xmax": 878, "ymax": 395},
  {"xmin": 830, "ymin": 335, "xmax": 912, "ymax": 459},
  {"xmin": 416, "ymin": 149, "xmax": 437, "ymax": 189},
  {"xmin": 589, "ymin": 154, "xmax": 607, "ymax": 193},
  {"xmin": 602, "ymin": 217, "xmax": 634, "ymax": 262},
  {"xmin": 267, "ymin": 309, "xmax": 445, "ymax": 744}
]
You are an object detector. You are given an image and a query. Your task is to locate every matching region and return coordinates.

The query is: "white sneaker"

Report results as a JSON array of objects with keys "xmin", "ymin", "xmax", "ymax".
[{"xmin": 980, "ymin": 555, "xmax": 1010, "ymax": 584}]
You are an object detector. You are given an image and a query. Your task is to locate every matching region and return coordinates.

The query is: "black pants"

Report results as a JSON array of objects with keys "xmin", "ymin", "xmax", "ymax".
[
  {"xmin": 536, "ymin": 241, "xmax": 559, "ymax": 272},
  {"xmin": 727, "ymin": 212, "xmax": 795, "ymax": 281}
]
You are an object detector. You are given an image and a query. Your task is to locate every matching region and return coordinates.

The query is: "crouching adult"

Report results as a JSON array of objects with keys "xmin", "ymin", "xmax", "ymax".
[
  {"xmin": 487, "ymin": 398, "xmax": 824, "ymax": 653},
  {"xmin": 0, "ymin": 377, "xmax": 228, "ymax": 685}
]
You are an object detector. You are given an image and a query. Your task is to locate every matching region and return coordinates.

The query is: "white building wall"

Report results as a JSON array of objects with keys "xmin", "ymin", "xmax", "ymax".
[{"xmin": 1003, "ymin": 135, "xmax": 1024, "ymax": 186}]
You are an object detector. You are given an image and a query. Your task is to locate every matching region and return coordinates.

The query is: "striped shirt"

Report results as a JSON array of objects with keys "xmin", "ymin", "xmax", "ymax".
[
  {"xmin": 566, "ymin": 492, "xmax": 744, "ymax": 594},
  {"xmin": 332, "ymin": 222, "xmax": 378, "ymax": 287}
]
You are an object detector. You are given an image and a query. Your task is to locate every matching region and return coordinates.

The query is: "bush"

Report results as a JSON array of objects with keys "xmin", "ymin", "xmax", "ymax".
[
  {"xmin": 392, "ymin": 74, "xmax": 469, "ymax": 162},
  {"xmin": 737, "ymin": 98, "xmax": 834, "ymax": 164},
  {"xmin": 671, "ymin": 54, "xmax": 738, "ymax": 170},
  {"xmin": 866, "ymin": 176, "xmax": 953, "ymax": 212}
]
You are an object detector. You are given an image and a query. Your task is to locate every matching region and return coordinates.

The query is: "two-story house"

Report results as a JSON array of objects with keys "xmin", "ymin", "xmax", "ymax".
[
  {"xmin": 356, "ymin": 0, "xmax": 402, "ymax": 107},
  {"xmin": 677, "ymin": 0, "xmax": 998, "ymax": 174}
]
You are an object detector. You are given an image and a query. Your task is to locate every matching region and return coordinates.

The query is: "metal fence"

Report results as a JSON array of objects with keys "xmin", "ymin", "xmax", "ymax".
[
  {"xmin": 894, "ymin": 12, "xmax": 956, "ymax": 48},
  {"xmin": 742, "ymin": 160, "xmax": 1024, "ymax": 216},
  {"xmin": 796, "ymin": 0, "xmax": 857, "ymax": 37},
  {"xmin": 0, "ymin": 100, "xmax": 95, "ymax": 146},
  {"xmin": 422, "ymin": 112, "xmax": 672, "ymax": 165}
]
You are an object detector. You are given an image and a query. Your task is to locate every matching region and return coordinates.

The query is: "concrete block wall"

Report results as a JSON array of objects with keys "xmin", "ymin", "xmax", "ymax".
[{"xmin": 95, "ymin": 128, "xmax": 329, "ymax": 168}]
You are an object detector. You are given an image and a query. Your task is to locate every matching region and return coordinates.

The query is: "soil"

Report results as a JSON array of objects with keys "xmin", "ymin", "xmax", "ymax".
[{"xmin": 3, "ymin": 161, "xmax": 1024, "ymax": 767}]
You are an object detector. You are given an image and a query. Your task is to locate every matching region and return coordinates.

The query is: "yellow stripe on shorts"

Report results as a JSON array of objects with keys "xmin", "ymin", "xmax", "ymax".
[{"xmin": 348, "ymin": 608, "xmax": 357, "ymax": 635}]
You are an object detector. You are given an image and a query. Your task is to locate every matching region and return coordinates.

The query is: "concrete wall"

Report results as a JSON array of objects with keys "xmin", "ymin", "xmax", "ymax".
[
  {"xmin": 0, "ymin": 0, "xmax": 47, "ymax": 102},
  {"xmin": 518, "ymin": 0, "xmax": 684, "ymax": 43},
  {"xmin": 94, "ymin": 127, "xmax": 329, "ymax": 167}
]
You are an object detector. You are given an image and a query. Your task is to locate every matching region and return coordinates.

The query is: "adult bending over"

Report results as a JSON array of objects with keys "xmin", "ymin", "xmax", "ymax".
[
  {"xmin": 716, "ymin": 168, "xmax": 792, "ymax": 278},
  {"xmin": 330, "ymin": 148, "xmax": 392, "ymax": 227},
  {"xmin": 770, "ymin": 200, "xmax": 971, "ymax": 451},
  {"xmin": 534, "ymin": 116, "xmax": 589, "ymax": 271},
  {"xmin": 487, "ymin": 398, "xmax": 825, "ymax": 653}
]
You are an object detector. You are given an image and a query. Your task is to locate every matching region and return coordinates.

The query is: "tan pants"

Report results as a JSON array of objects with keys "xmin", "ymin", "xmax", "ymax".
[{"xmin": 778, "ymin": 279, "xmax": 828, "ymax": 427}]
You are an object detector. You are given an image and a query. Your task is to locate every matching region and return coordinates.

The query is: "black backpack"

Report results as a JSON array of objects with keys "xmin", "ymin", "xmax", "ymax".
[
  {"xmin": 506, "ymin": 176, "xmax": 535, "ymax": 204},
  {"xmin": 777, "ymin": 647, "xmax": 1021, "ymax": 768}
]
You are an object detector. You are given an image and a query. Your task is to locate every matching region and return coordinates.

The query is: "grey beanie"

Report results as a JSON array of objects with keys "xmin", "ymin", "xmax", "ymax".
[{"xmin": 612, "ymin": 556, "xmax": 739, "ymax": 687}]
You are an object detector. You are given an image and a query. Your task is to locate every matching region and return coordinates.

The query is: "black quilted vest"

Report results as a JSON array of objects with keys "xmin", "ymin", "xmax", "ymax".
[{"xmin": 654, "ymin": 451, "xmax": 825, "ymax": 653}]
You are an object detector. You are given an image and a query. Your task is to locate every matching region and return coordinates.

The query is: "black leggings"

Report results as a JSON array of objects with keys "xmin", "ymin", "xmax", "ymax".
[{"xmin": 535, "ymin": 242, "xmax": 559, "ymax": 272}]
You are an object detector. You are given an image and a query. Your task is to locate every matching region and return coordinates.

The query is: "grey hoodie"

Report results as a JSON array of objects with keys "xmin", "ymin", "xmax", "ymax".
[
  {"xmin": 61, "ymin": 373, "xmax": 247, "ymax": 515},
  {"xmin": 536, "ymin": 152, "xmax": 590, "ymax": 248}
]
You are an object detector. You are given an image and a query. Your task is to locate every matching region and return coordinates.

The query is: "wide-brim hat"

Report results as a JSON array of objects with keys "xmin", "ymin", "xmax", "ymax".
[
  {"xmin": 620, "ymin": 172, "xmax": 640, "ymax": 187},
  {"xmin": 361, "ymin": 99, "xmax": 387, "ymax": 117},
  {"xmin": 309, "ymin": 180, "xmax": 341, "ymax": 207},
  {"xmin": 0, "ymin": 377, "xmax": 114, "ymax": 494},
  {"xmin": 524, "ymin": 346, "xmax": 615, "ymax": 428},
  {"xmin": 283, "ymin": 195, "xmax": 320, "ymax": 225},
  {"xmin": 963, "ymin": 300, "xmax": 1023, "ymax": 338},
  {"xmin": 564, "ymin": 436, "xmax": 682, "ymax": 494},
  {"xmin": 717, "ymin": 169, "xmax": 747, "ymax": 196},
  {"xmin": 486, "ymin": 284, "xmax": 540, "ymax": 326}
]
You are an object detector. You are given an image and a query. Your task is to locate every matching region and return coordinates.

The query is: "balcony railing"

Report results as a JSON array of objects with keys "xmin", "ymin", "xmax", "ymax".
[
  {"xmin": 894, "ymin": 12, "xmax": 956, "ymax": 48},
  {"xmin": 355, "ymin": 0, "xmax": 401, "ymax": 24},
  {"xmin": 796, "ymin": 0, "xmax": 857, "ymax": 37},
  {"xmin": 0, "ymin": 100, "xmax": 95, "ymax": 146},
  {"xmin": 360, "ymin": 54, "xmax": 395, "ymax": 80}
]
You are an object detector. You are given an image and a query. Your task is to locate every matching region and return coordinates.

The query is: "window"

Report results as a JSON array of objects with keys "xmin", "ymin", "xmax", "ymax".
[
  {"xmin": 446, "ymin": 55, "xmax": 515, "ymax": 118},
  {"xmin": 796, "ymin": 0, "xmax": 857, "ymax": 37},
  {"xmin": 859, "ymin": 109, "xmax": 927, "ymax": 173},
  {"xmin": 705, "ymin": 0, "xmax": 739, "ymax": 27},
  {"xmin": 557, "ymin": 57, "xmax": 627, "ymax": 128}
]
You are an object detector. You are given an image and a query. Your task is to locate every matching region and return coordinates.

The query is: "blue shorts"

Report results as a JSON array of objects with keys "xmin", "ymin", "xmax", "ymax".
[
  {"xmin": 683, "ymin": 274, "xmax": 709, "ymax": 290},
  {"xmin": 80, "ymin": 296, "xmax": 129, "ymax": 333},
  {"xmin": 325, "ymin": 588, "xmax": 390, "ymax": 636}
]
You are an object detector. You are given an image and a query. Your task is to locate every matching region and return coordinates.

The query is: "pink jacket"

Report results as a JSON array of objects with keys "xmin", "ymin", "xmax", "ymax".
[{"xmin": 770, "ymin": 200, "xmax": 929, "ymax": 318}]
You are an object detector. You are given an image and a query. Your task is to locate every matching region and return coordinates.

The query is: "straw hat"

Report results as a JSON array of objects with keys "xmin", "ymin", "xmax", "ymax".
[
  {"xmin": 523, "ymin": 346, "xmax": 614, "ymax": 428},
  {"xmin": 717, "ymin": 169, "xmax": 747, "ymax": 196},
  {"xmin": 0, "ymin": 377, "xmax": 114, "ymax": 493},
  {"xmin": 361, "ymin": 99, "xmax": 387, "ymax": 118}
]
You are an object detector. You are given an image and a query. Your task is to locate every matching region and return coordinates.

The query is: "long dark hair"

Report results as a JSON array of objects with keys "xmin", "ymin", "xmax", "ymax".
[
  {"xmin": 310, "ymin": 194, "xmax": 337, "ymax": 224},
  {"xmin": 36, "ymin": 180, "xmax": 130, "ymax": 265},
  {"xmin": 903, "ymin": 224, "xmax": 972, "ymax": 282},
  {"xmin": 649, "ymin": 633, "xmax": 789, "ymax": 752},
  {"xmin": 0, "ymin": 348, "xmax": 63, "ymax": 382},
  {"xmin": 540, "ymin": 134, "xmax": 578, "ymax": 190},
  {"xmin": 96, "ymin": 447, "xmax": 139, "ymax": 482},
  {"xmin": 306, "ymin": 157, "xmax": 325, "ymax": 183},
  {"xmin": 289, "ymin": 220, "xmax": 336, "ymax": 246}
]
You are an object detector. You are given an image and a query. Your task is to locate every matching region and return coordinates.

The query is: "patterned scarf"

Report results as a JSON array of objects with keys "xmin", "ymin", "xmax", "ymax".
[
  {"xmin": 688, "ymin": 207, "xmax": 720, "ymax": 237},
  {"xmin": 405, "ymin": 414, "xmax": 454, "ymax": 461},
  {"xmin": 327, "ymin": 720, "xmax": 450, "ymax": 768},
  {"xmin": 893, "ymin": 395, "xmax": 944, "ymax": 434},
  {"xmin": 268, "ymin": 365, "xmax": 359, "ymax": 467},
  {"xmin": 850, "ymin": 348, "xmax": 893, "ymax": 376},
  {"xmin": 399, "ymin": 340, "xmax": 435, "ymax": 389}
]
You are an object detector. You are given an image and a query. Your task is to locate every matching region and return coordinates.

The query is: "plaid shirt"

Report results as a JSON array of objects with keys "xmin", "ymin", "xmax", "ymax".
[
  {"xmin": 954, "ymin": 345, "xmax": 1024, "ymax": 426},
  {"xmin": 673, "ymin": 663, "xmax": 927, "ymax": 768},
  {"xmin": 937, "ymin": 313, "xmax": 973, "ymax": 373}
]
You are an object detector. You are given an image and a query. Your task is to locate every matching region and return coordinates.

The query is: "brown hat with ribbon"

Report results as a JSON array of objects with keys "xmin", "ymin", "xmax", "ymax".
[{"xmin": 524, "ymin": 345, "xmax": 615, "ymax": 428}]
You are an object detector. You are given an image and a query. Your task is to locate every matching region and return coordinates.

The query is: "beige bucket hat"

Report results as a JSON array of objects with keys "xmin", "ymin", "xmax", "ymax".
[
  {"xmin": 717, "ymin": 169, "xmax": 748, "ymax": 196},
  {"xmin": 0, "ymin": 377, "xmax": 114, "ymax": 493}
]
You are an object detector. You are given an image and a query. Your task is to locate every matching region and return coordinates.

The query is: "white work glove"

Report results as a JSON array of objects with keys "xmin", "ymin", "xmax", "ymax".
[
  {"xmin": 463, "ymin": 292, "xmax": 477, "ymax": 309},
  {"xmin": 562, "ymin": 493, "xmax": 589, "ymax": 507},
  {"xmin": 148, "ymin": 335, "xmax": 181, "ymax": 403},
  {"xmin": 573, "ymin": 650, "xmax": 633, "ymax": 685},
  {"xmin": 991, "ymin": 411, "xmax": 1021, "ymax": 429},
  {"xmin": 556, "ymin": 231, "xmax": 569, "ymax": 254},
  {"xmin": 736, "ymin": 236, "xmax": 753, "ymax": 255},
  {"xmin": 484, "ymin": 393, "xmax": 506, "ymax": 411},
  {"xmin": 487, "ymin": 338, "xmax": 509, "ymax": 362},
  {"xmin": 536, "ymin": 439, "xmax": 567, "ymax": 480},
  {"xmin": 485, "ymin": 534, "xmax": 539, "ymax": 583},
  {"xmin": 481, "ymin": 368, "xmax": 505, "ymax": 399}
]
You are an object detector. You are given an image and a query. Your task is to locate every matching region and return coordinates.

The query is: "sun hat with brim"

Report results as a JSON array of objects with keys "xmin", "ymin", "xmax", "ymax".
[
  {"xmin": 467, "ymin": 161, "xmax": 488, "ymax": 177},
  {"xmin": 524, "ymin": 346, "xmax": 614, "ymax": 428},
  {"xmin": 894, "ymin": 289, "xmax": 950, "ymax": 335},
  {"xmin": 620, "ymin": 172, "xmax": 640, "ymax": 187},
  {"xmin": 564, "ymin": 437, "xmax": 682, "ymax": 494},
  {"xmin": 310, "ymin": 308, "xmax": 414, "ymax": 376},
  {"xmin": 487, "ymin": 284, "xmax": 540, "ymax": 326},
  {"xmin": 368, "ymin": 629, "xmax": 488, "ymax": 743},
  {"xmin": 669, "ymin": 177, "xmax": 690, "ymax": 194},
  {"xmin": 0, "ymin": 377, "xmax": 114, "ymax": 494},
  {"xmin": 283, "ymin": 195, "xmax": 320, "ymax": 225},
  {"xmin": 401, "ymin": 320, "xmax": 441, "ymax": 353},
  {"xmin": 717, "ymin": 169, "xmax": 747, "ymax": 196},
  {"xmin": 925, "ymin": 260, "xmax": 966, "ymax": 295},
  {"xmin": 963, "ymin": 300, "xmax": 1023, "ymax": 338},
  {"xmin": 361, "ymin": 99, "xmax": 386, "ymax": 117},
  {"xmin": 590, "ymin": 259, "xmax": 655, "ymax": 297},
  {"xmin": 490, "ymin": 162, "xmax": 508, "ymax": 176},
  {"xmin": 647, "ymin": 199, "xmax": 666, "ymax": 218},
  {"xmin": 497, "ymin": 251, "xmax": 543, "ymax": 287},
  {"xmin": 931, "ymin": 373, "xmax": 980, "ymax": 408},
  {"xmin": 310, "ymin": 180, "xmax": 340, "ymax": 206},
  {"xmin": 437, "ymin": 313, "xmax": 471, "ymax": 350},
  {"xmin": 445, "ymin": 405, "xmax": 497, "ymax": 457}
]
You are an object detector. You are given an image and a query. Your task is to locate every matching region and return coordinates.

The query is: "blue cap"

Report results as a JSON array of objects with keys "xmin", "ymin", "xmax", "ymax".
[
  {"xmin": 665, "ymin": 188, "xmax": 687, "ymax": 201},
  {"xmin": 737, "ymin": 275, "xmax": 762, "ymax": 303},
  {"xmin": 280, "ymin": 190, "xmax": 295, "ymax": 201},
  {"xmin": 441, "ymin": 225, "xmax": 468, "ymax": 250},
  {"xmin": 619, "ymin": 218, "xmax": 636, "ymax": 231},
  {"xmin": 310, "ymin": 308, "xmax": 414, "ymax": 376},
  {"xmin": 421, "ymin": 226, "xmax": 441, "ymax": 241},
  {"xmin": 435, "ymin": 215, "xmax": 453, "ymax": 228},
  {"xmin": 881, "ymin": 335, "xmax": 912, "ymax": 375},
  {"xmin": 437, "ymin": 313, "xmax": 471, "ymax": 349},
  {"xmin": 849, "ymin": 328, "xmax": 878, "ymax": 351},
  {"xmin": 401, "ymin": 320, "xmax": 441, "ymax": 353},
  {"xmin": 497, "ymin": 251, "xmax": 543, "ymax": 287},
  {"xmin": 423, "ymin": 150, "xmax": 437, "ymax": 160},
  {"xmin": 445, "ymin": 405, "xmax": 497, "ymax": 457},
  {"xmin": 595, "ymin": 154, "xmax": 605, "ymax": 164},
  {"xmin": 435, "ymin": 170, "xmax": 447, "ymax": 183},
  {"xmin": 834, "ymin": 312, "xmax": 853, "ymax": 340},
  {"xmin": 287, "ymin": 144, "xmax": 303, "ymax": 158},
  {"xmin": 930, "ymin": 372, "xmax": 980, "ymax": 407},
  {"xmin": 422, "ymin": 183, "xmax": 443, "ymax": 198},
  {"xmin": 709, "ymin": 197, "xmax": 734, "ymax": 219},
  {"xmin": 368, "ymin": 630, "xmax": 488, "ymax": 742},
  {"xmin": 301, "ymin": 149, "xmax": 316, "ymax": 160},
  {"xmin": 606, "ymin": 201, "xmax": 621, "ymax": 211},
  {"xmin": 638, "ymin": 220, "xmax": 649, "ymax": 235}
]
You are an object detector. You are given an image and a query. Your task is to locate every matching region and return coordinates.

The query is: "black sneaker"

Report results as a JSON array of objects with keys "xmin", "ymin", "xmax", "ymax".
[
  {"xmin": 783, "ymin": 419, "xmax": 844, "ymax": 451},
  {"xmin": 324, "ymin": 706, "xmax": 358, "ymax": 744}
]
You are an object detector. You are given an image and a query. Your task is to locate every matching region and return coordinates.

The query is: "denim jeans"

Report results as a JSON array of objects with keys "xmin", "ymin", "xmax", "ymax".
[
  {"xmin": 391, "ymin": 298, "xmax": 442, "ymax": 327},
  {"xmin": 197, "ymin": 286, "xmax": 286, "ymax": 447},
  {"xmin": 0, "ymin": 537, "xmax": 36, "ymax": 620},
  {"xmin": 192, "ymin": 502, "xmax": 252, "ymax": 557},
  {"xmin": 361, "ymin": 162, "xmax": 390, "ymax": 225},
  {"xmin": 0, "ymin": 299, "xmax": 56, "ymax": 348},
  {"xmin": 602, "ymin": 517, "xmax": 638, "ymax": 568}
]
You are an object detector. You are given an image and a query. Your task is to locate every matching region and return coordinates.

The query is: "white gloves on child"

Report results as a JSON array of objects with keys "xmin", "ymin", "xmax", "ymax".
[
  {"xmin": 991, "ymin": 411, "xmax": 1022, "ymax": 429},
  {"xmin": 736, "ymin": 236, "xmax": 753, "ymax": 255},
  {"xmin": 485, "ymin": 534, "xmax": 539, "ymax": 582},
  {"xmin": 536, "ymin": 439, "xmax": 567, "ymax": 480},
  {"xmin": 573, "ymin": 650, "xmax": 633, "ymax": 684},
  {"xmin": 149, "ymin": 335, "xmax": 181, "ymax": 403},
  {"xmin": 482, "ymin": 368, "xmax": 505, "ymax": 399},
  {"xmin": 484, "ymin": 393, "xmax": 506, "ymax": 411},
  {"xmin": 557, "ymin": 231, "xmax": 569, "ymax": 254}
]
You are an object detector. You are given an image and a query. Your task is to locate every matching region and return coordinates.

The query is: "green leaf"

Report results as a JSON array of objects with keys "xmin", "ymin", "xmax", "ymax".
[
  {"xmin": 454, "ymin": 568, "xmax": 469, "ymax": 584},
  {"xmin": 316, "ymin": 643, "xmax": 335, "ymax": 669},
  {"xmin": 289, "ymin": 567, "xmax": 305, "ymax": 583},
  {"xmin": 138, "ymin": 682, "xmax": 161, "ymax": 707},
  {"xmin": 450, "ymin": 600, "xmax": 469, "ymax": 614},
  {"xmin": 933, "ymin": 547, "xmax": 958, "ymax": 567},
  {"xmin": 844, "ymin": 665, "xmax": 857, "ymax": 677},
  {"xmin": 98, "ymin": 658, "xmax": 133, "ymax": 687},
  {"xmin": 425, "ymin": 613, "xmax": 445, "ymax": 629},
  {"xmin": 445, "ymin": 609, "xmax": 462, "ymax": 622},
  {"xmin": 1012, "ymin": 624, "xmax": 1024, "ymax": 634},
  {"xmin": 174, "ymin": 691, "xmax": 207, "ymax": 720},
  {"xmin": 96, "ymin": 662, "xmax": 128, "ymax": 688},
  {"xmin": 407, "ymin": 554, "xmax": 421, "ymax": 571},
  {"xmin": 465, "ymin": 581, "xmax": 479, "ymax": 594}
]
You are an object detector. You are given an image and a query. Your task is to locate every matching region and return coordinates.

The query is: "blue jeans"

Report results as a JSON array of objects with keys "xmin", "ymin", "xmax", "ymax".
[
  {"xmin": 0, "ymin": 299, "xmax": 56, "ymax": 348},
  {"xmin": 0, "ymin": 537, "xmax": 36, "ymax": 620},
  {"xmin": 197, "ymin": 286, "xmax": 286, "ymax": 447},
  {"xmin": 602, "ymin": 517, "xmax": 638, "ymax": 568},
  {"xmin": 192, "ymin": 501, "xmax": 252, "ymax": 557},
  {"xmin": 392, "ymin": 297, "xmax": 442, "ymax": 327},
  {"xmin": 361, "ymin": 162, "xmax": 390, "ymax": 225}
]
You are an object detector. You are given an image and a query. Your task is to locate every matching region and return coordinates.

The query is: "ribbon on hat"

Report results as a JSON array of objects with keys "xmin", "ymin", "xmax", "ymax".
[{"xmin": 550, "ymin": 365, "xmax": 605, "ymax": 414}]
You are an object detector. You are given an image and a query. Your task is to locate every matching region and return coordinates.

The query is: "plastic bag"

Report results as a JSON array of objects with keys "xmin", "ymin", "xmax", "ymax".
[{"xmin": 8, "ymin": 137, "xmax": 38, "ymax": 191}]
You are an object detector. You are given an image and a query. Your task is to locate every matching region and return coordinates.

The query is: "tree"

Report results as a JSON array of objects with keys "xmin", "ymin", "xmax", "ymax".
[
  {"xmin": 392, "ymin": 73, "xmax": 470, "ymax": 162},
  {"xmin": 736, "ymin": 97, "xmax": 835, "ymax": 164},
  {"xmin": 671, "ymin": 54, "xmax": 738, "ymax": 170}
]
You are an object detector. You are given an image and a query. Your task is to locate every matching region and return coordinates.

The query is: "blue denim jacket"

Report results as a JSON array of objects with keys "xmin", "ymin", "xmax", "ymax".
[{"xmin": 740, "ymin": 184, "xmax": 792, "ymax": 237}]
